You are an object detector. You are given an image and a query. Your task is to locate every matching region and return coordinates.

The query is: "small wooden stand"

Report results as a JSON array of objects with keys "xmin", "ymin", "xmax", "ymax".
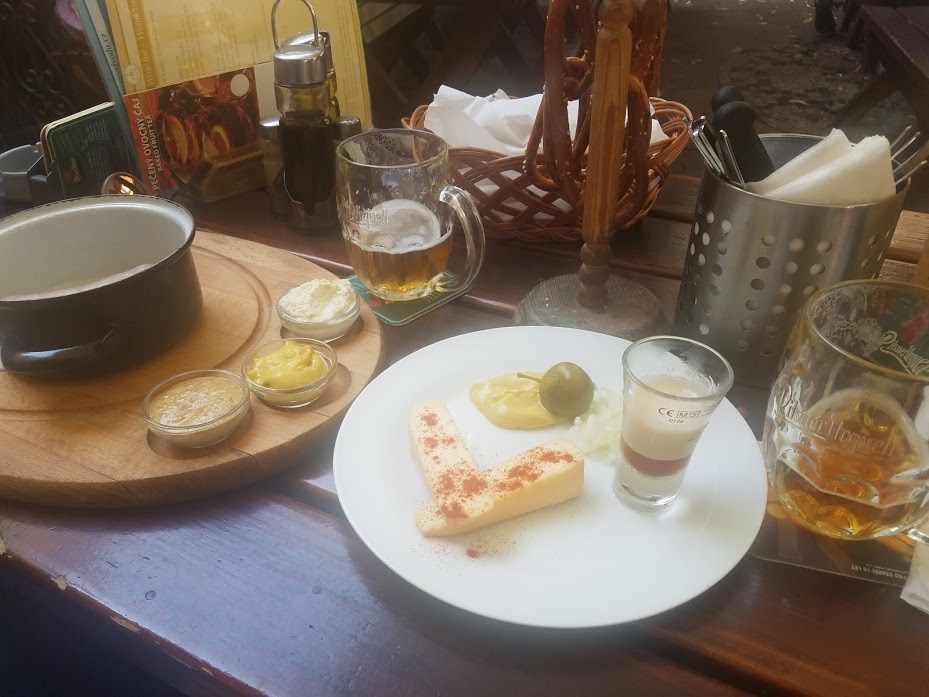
[
  {"xmin": 515, "ymin": 0, "xmax": 667, "ymax": 337},
  {"xmin": 514, "ymin": 274, "xmax": 665, "ymax": 340}
]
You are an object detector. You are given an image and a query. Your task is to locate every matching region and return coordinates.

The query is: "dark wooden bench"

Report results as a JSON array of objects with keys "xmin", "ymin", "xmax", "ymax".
[{"xmin": 835, "ymin": 5, "xmax": 929, "ymax": 132}]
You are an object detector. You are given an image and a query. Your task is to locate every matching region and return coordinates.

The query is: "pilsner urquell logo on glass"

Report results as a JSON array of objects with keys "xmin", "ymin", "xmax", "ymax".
[
  {"xmin": 876, "ymin": 330, "xmax": 929, "ymax": 376},
  {"xmin": 777, "ymin": 384, "xmax": 908, "ymax": 460},
  {"xmin": 866, "ymin": 286, "xmax": 929, "ymax": 376}
]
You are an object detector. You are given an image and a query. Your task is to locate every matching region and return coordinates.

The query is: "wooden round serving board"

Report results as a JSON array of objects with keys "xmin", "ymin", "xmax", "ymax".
[{"xmin": 0, "ymin": 231, "xmax": 385, "ymax": 508}]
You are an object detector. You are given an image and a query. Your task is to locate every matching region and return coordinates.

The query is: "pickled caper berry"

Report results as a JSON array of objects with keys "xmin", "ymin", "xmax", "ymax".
[{"xmin": 518, "ymin": 362, "xmax": 595, "ymax": 418}]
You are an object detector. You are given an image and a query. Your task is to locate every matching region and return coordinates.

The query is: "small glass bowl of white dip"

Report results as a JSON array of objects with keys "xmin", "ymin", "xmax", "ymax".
[
  {"xmin": 143, "ymin": 369, "xmax": 250, "ymax": 448},
  {"xmin": 276, "ymin": 279, "xmax": 361, "ymax": 342}
]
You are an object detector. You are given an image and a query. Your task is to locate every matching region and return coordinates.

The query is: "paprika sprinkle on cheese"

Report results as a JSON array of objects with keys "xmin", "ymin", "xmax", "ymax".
[
  {"xmin": 441, "ymin": 501, "xmax": 467, "ymax": 519},
  {"xmin": 461, "ymin": 474, "xmax": 488, "ymax": 495},
  {"xmin": 432, "ymin": 468, "xmax": 488, "ymax": 519},
  {"xmin": 494, "ymin": 478, "xmax": 524, "ymax": 493},
  {"xmin": 506, "ymin": 462, "xmax": 542, "ymax": 482},
  {"xmin": 538, "ymin": 448, "xmax": 574, "ymax": 464}
]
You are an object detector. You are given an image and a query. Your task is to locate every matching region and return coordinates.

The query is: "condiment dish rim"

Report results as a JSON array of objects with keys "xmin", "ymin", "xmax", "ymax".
[
  {"xmin": 143, "ymin": 368, "xmax": 250, "ymax": 433},
  {"xmin": 275, "ymin": 283, "xmax": 361, "ymax": 327},
  {"xmin": 241, "ymin": 337, "xmax": 338, "ymax": 397}
]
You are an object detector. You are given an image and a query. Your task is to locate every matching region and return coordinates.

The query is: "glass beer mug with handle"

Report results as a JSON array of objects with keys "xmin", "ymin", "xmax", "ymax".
[
  {"xmin": 763, "ymin": 279, "xmax": 929, "ymax": 543},
  {"xmin": 335, "ymin": 129, "xmax": 484, "ymax": 301}
]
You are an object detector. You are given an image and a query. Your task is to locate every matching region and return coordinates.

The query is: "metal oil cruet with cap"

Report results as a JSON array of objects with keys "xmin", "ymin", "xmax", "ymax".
[
  {"xmin": 284, "ymin": 27, "xmax": 340, "ymax": 120},
  {"xmin": 271, "ymin": 0, "xmax": 337, "ymax": 232}
]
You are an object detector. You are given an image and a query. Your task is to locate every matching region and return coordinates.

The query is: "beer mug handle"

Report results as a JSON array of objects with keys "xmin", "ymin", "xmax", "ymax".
[
  {"xmin": 436, "ymin": 185, "xmax": 485, "ymax": 293},
  {"xmin": 908, "ymin": 526, "xmax": 929, "ymax": 545}
]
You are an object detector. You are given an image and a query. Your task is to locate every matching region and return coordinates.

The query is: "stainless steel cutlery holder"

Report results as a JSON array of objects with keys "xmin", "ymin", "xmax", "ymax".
[{"xmin": 672, "ymin": 135, "xmax": 910, "ymax": 388}]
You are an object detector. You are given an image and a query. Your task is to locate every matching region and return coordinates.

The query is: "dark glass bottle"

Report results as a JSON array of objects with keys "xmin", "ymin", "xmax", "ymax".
[
  {"xmin": 280, "ymin": 117, "xmax": 334, "ymax": 213},
  {"xmin": 273, "ymin": 35, "xmax": 337, "ymax": 232}
]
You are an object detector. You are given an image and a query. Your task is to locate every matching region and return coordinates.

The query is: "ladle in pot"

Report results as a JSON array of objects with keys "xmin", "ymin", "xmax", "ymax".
[{"xmin": 101, "ymin": 171, "xmax": 147, "ymax": 196}]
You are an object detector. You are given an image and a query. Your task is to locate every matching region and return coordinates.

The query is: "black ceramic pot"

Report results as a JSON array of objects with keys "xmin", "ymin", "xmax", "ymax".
[{"xmin": 0, "ymin": 196, "xmax": 202, "ymax": 378}]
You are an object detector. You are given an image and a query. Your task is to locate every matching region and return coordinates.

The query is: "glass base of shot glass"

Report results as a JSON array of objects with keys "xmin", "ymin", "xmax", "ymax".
[{"xmin": 611, "ymin": 459, "xmax": 687, "ymax": 512}]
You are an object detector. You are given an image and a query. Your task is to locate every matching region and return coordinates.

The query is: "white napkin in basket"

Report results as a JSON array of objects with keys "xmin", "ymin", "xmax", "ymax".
[{"xmin": 423, "ymin": 86, "xmax": 668, "ymax": 157}]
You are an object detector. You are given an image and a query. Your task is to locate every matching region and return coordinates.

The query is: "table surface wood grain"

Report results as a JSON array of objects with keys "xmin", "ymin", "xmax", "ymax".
[{"xmin": 2, "ymin": 176, "xmax": 929, "ymax": 697}]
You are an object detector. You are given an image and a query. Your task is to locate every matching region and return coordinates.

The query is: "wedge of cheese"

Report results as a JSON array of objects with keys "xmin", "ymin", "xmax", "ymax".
[
  {"xmin": 415, "ymin": 439, "xmax": 584, "ymax": 537},
  {"xmin": 410, "ymin": 401, "xmax": 495, "ymax": 522}
]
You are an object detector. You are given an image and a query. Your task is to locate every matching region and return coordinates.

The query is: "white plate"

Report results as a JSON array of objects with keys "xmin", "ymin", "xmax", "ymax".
[{"xmin": 334, "ymin": 326, "xmax": 767, "ymax": 628}]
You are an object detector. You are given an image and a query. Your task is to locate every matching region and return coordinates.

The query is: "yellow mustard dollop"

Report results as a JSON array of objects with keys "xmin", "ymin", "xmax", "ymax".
[
  {"xmin": 246, "ymin": 340, "xmax": 327, "ymax": 389},
  {"xmin": 469, "ymin": 372, "xmax": 565, "ymax": 429}
]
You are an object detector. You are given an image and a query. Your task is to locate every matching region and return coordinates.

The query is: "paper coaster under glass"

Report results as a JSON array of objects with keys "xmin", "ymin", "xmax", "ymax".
[
  {"xmin": 513, "ymin": 274, "xmax": 667, "ymax": 340},
  {"xmin": 347, "ymin": 273, "xmax": 472, "ymax": 326}
]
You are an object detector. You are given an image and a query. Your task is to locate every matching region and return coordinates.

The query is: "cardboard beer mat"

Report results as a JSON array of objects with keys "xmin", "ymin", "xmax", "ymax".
[
  {"xmin": 347, "ymin": 273, "xmax": 472, "ymax": 326},
  {"xmin": 750, "ymin": 482, "xmax": 914, "ymax": 587}
]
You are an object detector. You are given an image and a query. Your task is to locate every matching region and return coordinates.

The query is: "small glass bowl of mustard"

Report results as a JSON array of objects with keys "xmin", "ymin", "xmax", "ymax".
[
  {"xmin": 242, "ymin": 337, "xmax": 337, "ymax": 408},
  {"xmin": 143, "ymin": 369, "xmax": 250, "ymax": 448}
]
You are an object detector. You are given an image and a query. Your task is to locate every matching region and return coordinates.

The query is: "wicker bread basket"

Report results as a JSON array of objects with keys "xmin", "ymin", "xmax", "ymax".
[{"xmin": 402, "ymin": 0, "xmax": 692, "ymax": 243}]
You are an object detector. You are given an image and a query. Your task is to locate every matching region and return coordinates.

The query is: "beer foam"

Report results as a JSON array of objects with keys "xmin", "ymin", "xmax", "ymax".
[
  {"xmin": 358, "ymin": 199, "xmax": 443, "ymax": 252},
  {"xmin": 818, "ymin": 315, "xmax": 884, "ymax": 358},
  {"xmin": 812, "ymin": 284, "xmax": 894, "ymax": 359}
]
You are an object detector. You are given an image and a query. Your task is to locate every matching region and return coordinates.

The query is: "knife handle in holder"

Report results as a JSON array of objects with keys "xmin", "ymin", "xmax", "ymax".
[
  {"xmin": 710, "ymin": 85, "xmax": 744, "ymax": 115},
  {"xmin": 712, "ymin": 101, "xmax": 775, "ymax": 183}
]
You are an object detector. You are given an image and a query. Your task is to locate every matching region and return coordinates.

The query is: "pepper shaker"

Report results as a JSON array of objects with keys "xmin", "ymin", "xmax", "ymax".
[{"xmin": 333, "ymin": 115, "xmax": 362, "ymax": 143}]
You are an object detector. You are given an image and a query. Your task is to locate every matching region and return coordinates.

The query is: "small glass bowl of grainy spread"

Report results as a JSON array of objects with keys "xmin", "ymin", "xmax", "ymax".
[{"xmin": 143, "ymin": 369, "xmax": 250, "ymax": 448}]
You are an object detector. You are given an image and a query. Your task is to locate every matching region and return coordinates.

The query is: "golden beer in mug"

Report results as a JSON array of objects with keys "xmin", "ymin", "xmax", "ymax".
[
  {"xmin": 763, "ymin": 280, "xmax": 929, "ymax": 543},
  {"xmin": 336, "ymin": 130, "xmax": 484, "ymax": 301},
  {"xmin": 343, "ymin": 199, "xmax": 453, "ymax": 298}
]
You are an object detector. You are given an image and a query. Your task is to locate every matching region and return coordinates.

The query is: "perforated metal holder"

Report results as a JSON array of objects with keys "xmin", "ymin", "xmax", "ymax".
[{"xmin": 672, "ymin": 135, "xmax": 910, "ymax": 388}]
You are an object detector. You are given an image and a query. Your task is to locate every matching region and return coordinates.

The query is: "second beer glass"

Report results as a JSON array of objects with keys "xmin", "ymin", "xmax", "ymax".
[
  {"xmin": 764, "ymin": 280, "xmax": 929, "ymax": 542},
  {"xmin": 335, "ymin": 129, "xmax": 485, "ymax": 301}
]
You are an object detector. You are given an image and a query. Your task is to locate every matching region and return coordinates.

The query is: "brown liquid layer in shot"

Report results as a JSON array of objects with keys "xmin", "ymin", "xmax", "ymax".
[{"xmin": 620, "ymin": 438, "xmax": 692, "ymax": 477}]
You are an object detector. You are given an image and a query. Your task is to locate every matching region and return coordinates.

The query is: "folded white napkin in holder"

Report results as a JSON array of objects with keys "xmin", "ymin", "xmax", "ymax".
[
  {"xmin": 748, "ymin": 129, "xmax": 852, "ymax": 197},
  {"xmin": 902, "ymin": 524, "xmax": 929, "ymax": 614},
  {"xmin": 754, "ymin": 133, "xmax": 896, "ymax": 206}
]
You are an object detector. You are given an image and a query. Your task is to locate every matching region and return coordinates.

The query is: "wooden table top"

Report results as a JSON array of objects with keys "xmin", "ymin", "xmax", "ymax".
[{"xmin": 2, "ymin": 177, "xmax": 929, "ymax": 697}]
